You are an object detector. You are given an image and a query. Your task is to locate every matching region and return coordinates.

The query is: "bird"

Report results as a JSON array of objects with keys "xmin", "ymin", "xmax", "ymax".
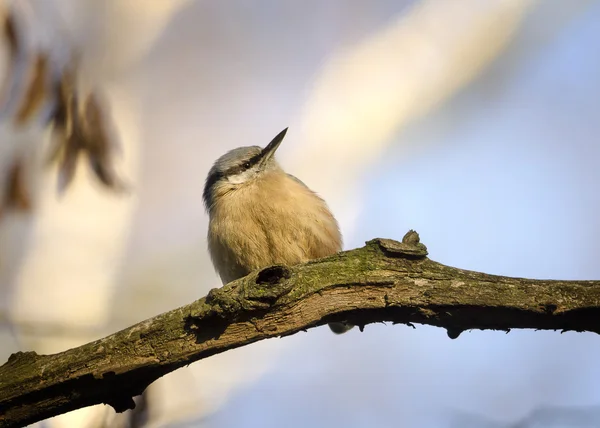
[{"xmin": 203, "ymin": 127, "xmax": 352, "ymax": 334}]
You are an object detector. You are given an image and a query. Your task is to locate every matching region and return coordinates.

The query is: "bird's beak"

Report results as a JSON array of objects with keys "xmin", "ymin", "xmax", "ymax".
[{"xmin": 260, "ymin": 127, "xmax": 288, "ymax": 164}]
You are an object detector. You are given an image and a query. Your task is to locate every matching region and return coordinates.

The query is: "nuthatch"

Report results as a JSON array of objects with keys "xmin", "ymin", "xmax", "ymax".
[{"xmin": 203, "ymin": 128, "xmax": 352, "ymax": 334}]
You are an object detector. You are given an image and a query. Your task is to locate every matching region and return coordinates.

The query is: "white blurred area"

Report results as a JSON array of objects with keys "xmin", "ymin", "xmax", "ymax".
[{"xmin": 1, "ymin": 1, "xmax": 599, "ymax": 427}]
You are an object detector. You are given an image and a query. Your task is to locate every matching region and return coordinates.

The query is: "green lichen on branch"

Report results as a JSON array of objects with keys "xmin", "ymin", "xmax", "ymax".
[{"xmin": 1, "ymin": 231, "xmax": 600, "ymax": 428}]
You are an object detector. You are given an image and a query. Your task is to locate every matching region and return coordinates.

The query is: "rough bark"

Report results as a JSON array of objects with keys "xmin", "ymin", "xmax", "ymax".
[{"xmin": 1, "ymin": 231, "xmax": 599, "ymax": 428}]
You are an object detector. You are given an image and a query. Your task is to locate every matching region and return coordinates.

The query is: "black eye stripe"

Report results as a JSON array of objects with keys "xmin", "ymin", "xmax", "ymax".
[
  {"xmin": 247, "ymin": 152, "xmax": 263, "ymax": 166},
  {"xmin": 224, "ymin": 153, "xmax": 263, "ymax": 176}
]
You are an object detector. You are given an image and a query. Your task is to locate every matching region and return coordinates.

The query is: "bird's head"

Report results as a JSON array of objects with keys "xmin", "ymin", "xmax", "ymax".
[{"xmin": 203, "ymin": 127, "xmax": 288, "ymax": 211}]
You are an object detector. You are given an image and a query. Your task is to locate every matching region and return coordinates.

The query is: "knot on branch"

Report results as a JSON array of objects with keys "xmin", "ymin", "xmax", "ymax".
[
  {"xmin": 196, "ymin": 265, "xmax": 294, "ymax": 321},
  {"xmin": 245, "ymin": 265, "xmax": 293, "ymax": 306},
  {"xmin": 256, "ymin": 265, "xmax": 292, "ymax": 285},
  {"xmin": 369, "ymin": 230, "xmax": 428, "ymax": 259},
  {"xmin": 5, "ymin": 350, "xmax": 39, "ymax": 368},
  {"xmin": 204, "ymin": 287, "xmax": 242, "ymax": 318},
  {"xmin": 185, "ymin": 265, "xmax": 295, "ymax": 341}
]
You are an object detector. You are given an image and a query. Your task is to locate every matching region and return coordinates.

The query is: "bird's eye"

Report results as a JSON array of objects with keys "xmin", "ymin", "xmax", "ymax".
[{"xmin": 242, "ymin": 161, "xmax": 251, "ymax": 169}]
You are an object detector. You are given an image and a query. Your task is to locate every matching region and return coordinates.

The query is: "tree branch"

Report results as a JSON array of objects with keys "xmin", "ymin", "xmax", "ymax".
[{"xmin": 1, "ymin": 231, "xmax": 599, "ymax": 428}]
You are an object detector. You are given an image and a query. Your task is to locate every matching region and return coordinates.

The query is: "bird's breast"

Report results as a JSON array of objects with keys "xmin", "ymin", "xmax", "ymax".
[{"xmin": 208, "ymin": 172, "xmax": 342, "ymax": 284}]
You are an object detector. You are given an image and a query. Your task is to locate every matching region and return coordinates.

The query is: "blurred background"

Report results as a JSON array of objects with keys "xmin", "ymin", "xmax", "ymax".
[{"xmin": 1, "ymin": 0, "xmax": 600, "ymax": 427}]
